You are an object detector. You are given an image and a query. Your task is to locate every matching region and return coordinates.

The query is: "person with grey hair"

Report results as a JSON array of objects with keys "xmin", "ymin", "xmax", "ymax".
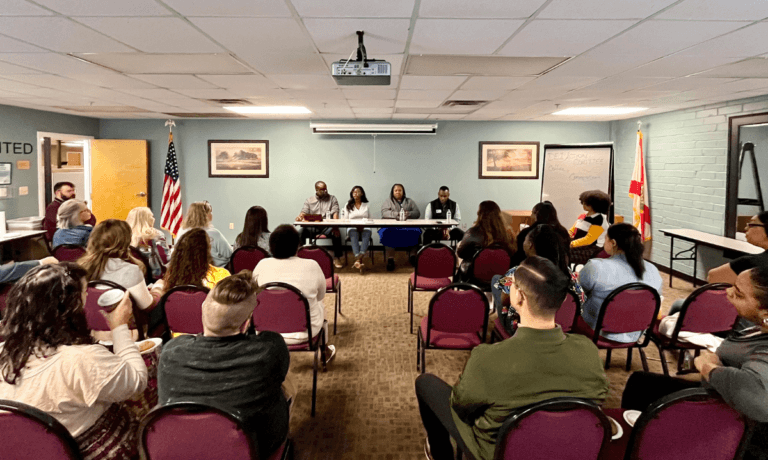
[
  {"xmin": 52, "ymin": 199, "xmax": 94, "ymax": 249},
  {"xmin": 157, "ymin": 271, "xmax": 291, "ymax": 459}
]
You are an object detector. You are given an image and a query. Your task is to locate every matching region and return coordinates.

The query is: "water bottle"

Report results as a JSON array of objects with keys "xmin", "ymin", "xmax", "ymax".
[
  {"xmin": 446, "ymin": 210, "xmax": 452, "ymax": 224},
  {"xmin": 399, "ymin": 207, "xmax": 405, "ymax": 221},
  {"xmin": 341, "ymin": 207, "xmax": 346, "ymax": 222}
]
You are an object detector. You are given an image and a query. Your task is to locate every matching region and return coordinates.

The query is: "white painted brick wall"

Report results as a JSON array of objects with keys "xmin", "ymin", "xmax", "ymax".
[{"xmin": 611, "ymin": 94, "xmax": 768, "ymax": 281}]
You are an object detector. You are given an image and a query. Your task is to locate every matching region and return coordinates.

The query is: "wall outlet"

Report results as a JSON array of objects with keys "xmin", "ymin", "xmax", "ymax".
[
  {"xmin": 229, "ymin": 222, "xmax": 234, "ymax": 229},
  {"xmin": 19, "ymin": 186, "xmax": 28, "ymax": 196}
]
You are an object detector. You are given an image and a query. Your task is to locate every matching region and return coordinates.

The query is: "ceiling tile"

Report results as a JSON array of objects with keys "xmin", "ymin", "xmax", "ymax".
[
  {"xmin": 355, "ymin": 114, "xmax": 391, "ymax": 119},
  {"xmin": 0, "ymin": 53, "xmax": 112, "ymax": 74},
  {"xmin": 499, "ymin": 20, "xmax": 636, "ymax": 57},
  {"xmin": 71, "ymin": 53, "xmax": 250, "ymax": 74},
  {"xmin": 460, "ymin": 76, "xmax": 535, "ymax": 90},
  {"xmin": 129, "ymin": 74, "xmax": 219, "ymax": 89},
  {"xmin": 196, "ymin": 74, "xmax": 279, "ymax": 89},
  {"xmin": 682, "ymin": 23, "xmax": 768, "ymax": 58},
  {"xmin": 400, "ymin": 76, "xmax": 467, "ymax": 90},
  {"xmin": 171, "ymin": 88, "xmax": 239, "ymax": 98},
  {"xmin": 641, "ymin": 76, "xmax": 738, "ymax": 92},
  {"xmin": 409, "ymin": 19, "xmax": 525, "ymax": 55},
  {"xmin": 341, "ymin": 89, "xmax": 396, "ymax": 100},
  {"xmin": 448, "ymin": 89, "xmax": 508, "ymax": 100},
  {"xmin": 292, "ymin": 0, "xmax": 415, "ymax": 17},
  {"xmin": 116, "ymin": 88, "xmax": 190, "ymax": 100},
  {"xmin": 579, "ymin": 76, "xmax": 671, "ymax": 92},
  {"xmin": 428, "ymin": 114, "xmax": 466, "ymax": 119},
  {"xmin": 75, "ymin": 17, "xmax": 222, "ymax": 53},
  {"xmin": 630, "ymin": 54, "xmax": 743, "ymax": 78},
  {"xmin": 656, "ymin": 0, "xmax": 768, "ymax": 20},
  {"xmin": 391, "ymin": 113, "xmax": 429, "ymax": 119},
  {"xmin": 236, "ymin": 52, "xmax": 328, "ymax": 75},
  {"xmin": 483, "ymin": 100, "xmax": 542, "ymax": 111},
  {"xmin": 67, "ymin": 73, "xmax": 159, "ymax": 89},
  {"xmin": 550, "ymin": 52, "xmax": 657, "ymax": 77},
  {"xmin": 352, "ymin": 107, "xmax": 393, "ymax": 114},
  {"xmin": 161, "ymin": 0, "xmax": 291, "ymax": 17},
  {"xmin": 538, "ymin": 0, "xmax": 678, "ymax": 19},
  {"xmin": 267, "ymin": 74, "xmax": 338, "ymax": 90},
  {"xmin": 34, "ymin": 0, "xmax": 171, "ymax": 16},
  {"xmin": 322, "ymin": 54, "xmax": 404, "ymax": 78},
  {"xmin": 303, "ymin": 100, "xmax": 350, "ymax": 109},
  {"xmin": 419, "ymin": 0, "xmax": 546, "ymax": 18},
  {"xmin": 240, "ymin": 89, "xmax": 291, "ymax": 99},
  {"xmin": 0, "ymin": 18, "xmax": 134, "ymax": 52},
  {"xmin": 286, "ymin": 89, "xmax": 345, "ymax": 100},
  {"xmin": 0, "ymin": 35, "xmax": 45, "ymax": 53},
  {"xmin": 397, "ymin": 89, "xmax": 454, "ymax": 100},
  {"xmin": 0, "ymin": 60, "xmax": 41, "ymax": 74},
  {"xmin": 304, "ymin": 19, "xmax": 410, "ymax": 54},
  {"xmin": 191, "ymin": 18, "xmax": 317, "ymax": 58},
  {"xmin": 348, "ymin": 99, "xmax": 394, "ymax": 108},
  {"xmin": 394, "ymin": 99, "xmax": 443, "ymax": 108},
  {"xmin": 516, "ymin": 75, "xmax": 600, "ymax": 91},
  {"xmin": 698, "ymin": 58, "xmax": 768, "ymax": 78},
  {"xmin": 0, "ymin": 0, "xmax": 55, "ymax": 15}
]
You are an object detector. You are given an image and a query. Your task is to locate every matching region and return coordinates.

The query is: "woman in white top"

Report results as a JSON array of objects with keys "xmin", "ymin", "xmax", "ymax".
[
  {"xmin": 177, "ymin": 201, "xmax": 233, "ymax": 268},
  {"xmin": 126, "ymin": 206, "xmax": 169, "ymax": 276},
  {"xmin": 0, "ymin": 263, "xmax": 147, "ymax": 459},
  {"xmin": 345, "ymin": 185, "xmax": 372, "ymax": 272}
]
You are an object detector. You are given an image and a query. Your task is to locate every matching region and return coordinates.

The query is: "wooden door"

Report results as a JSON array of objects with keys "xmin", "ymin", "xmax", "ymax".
[{"xmin": 90, "ymin": 140, "xmax": 149, "ymax": 221}]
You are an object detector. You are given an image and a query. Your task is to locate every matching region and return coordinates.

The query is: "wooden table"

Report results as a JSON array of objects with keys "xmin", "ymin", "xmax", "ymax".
[
  {"xmin": 0, "ymin": 230, "xmax": 47, "ymax": 262},
  {"xmin": 660, "ymin": 228, "xmax": 763, "ymax": 288}
]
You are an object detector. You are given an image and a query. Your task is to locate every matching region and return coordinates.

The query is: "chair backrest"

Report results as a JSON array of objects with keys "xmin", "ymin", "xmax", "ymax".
[
  {"xmin": 130, "ymin": 245, "xmax": 156, "ymax": 285},
  {"xmin": 426, "ymin": 283, "xmax": 489, "ymax": 342},
  {"xmin": 625, "ymin": 388, "xmax": 750, "ymax": 460},
  {"xmin": 493, "ymin": 397, "xmax": 610, "ymax": 460},
  {"xmin": 672, "ymin": 283, "xmax": 738, "ymax": 341},
  {"xmin": 85, "ymin": 280, "xmax": 127, "ymax": 332},
  {"xmin": 594, "ymin": 283, "xmax": 660, "ymax": 343},
  {"xmin": 230, "ymin": 246, "xmax": 269, "ymax": 274},
  {"xmin": 414, "ymin": 243, "xmax": 456, "ymax": 279},
  {"xmin": 52, "ymin": 244, "xmax": 86, "ymax": 262},
  {"xmin": 0, "ymin": 399, "xmax": 82, "ymax": 460},
  {"xmin": 140, "ymin": 402, "xmax": 255, "ymax": 460},
  {"xmin": 297, "ymin": 245, "xmax": 333, "ymax": 280},
  {"xmin": 470, "ymin": 244, "xmax": 514, "ymax": 286},
  {"xmin": 154, "ymin": 241, "xmax": 169, "ymax": 264},
  {"xmin": 159, "ymin": 285, "xmax": 210, "ymax": 337},
  {"xmin": 252, "ymin": 282, "xmax": 315, "ymax": 347},
  {"xmin": 555, "ymin": 290, "xmax": 581, "ymax": 333}
]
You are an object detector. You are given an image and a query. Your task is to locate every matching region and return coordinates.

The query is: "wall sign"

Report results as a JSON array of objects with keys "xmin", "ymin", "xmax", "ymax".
[
  {"xmin": 0, "ymin": 142, "xmax": 33, "ymax": 154},
  {"xmin": 16, "ymin": 160, "xmax": 30, "ymax": 170}
]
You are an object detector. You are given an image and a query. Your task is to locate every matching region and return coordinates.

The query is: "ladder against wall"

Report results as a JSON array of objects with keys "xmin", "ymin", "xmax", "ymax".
[{"xmin": 738, "ymin": 142, "xmax": 765, "ymax": 211}]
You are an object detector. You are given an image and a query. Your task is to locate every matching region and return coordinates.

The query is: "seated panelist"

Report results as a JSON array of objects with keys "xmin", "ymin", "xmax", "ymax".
[
  {"xmin": 380, "ymin": 183, "xmax": 421, "ymax": 272},
  {"xmin": 296, "ymin": 181, "xmax": 343, "ymax": 269},
  {"xmin": 423, "ymin": 185, "xmax": 464, "ymax": 245}
]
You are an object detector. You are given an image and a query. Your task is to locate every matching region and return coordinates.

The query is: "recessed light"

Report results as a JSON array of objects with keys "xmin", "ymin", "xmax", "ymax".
[
  {"xmin": 223, "ymin": 106, "xmax": 312, "ymax": 114},
  {"xmin": 552, "ymin": 107, "xmax": 648, "ymax": 115}
]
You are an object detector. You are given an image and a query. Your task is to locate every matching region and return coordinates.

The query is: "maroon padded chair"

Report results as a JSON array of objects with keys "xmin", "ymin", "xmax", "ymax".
[
  {"xmin": 84, "ymin": 280, "xmax": 148, "ymax": 340},
  {"xmin": 139, "ymin": 402, "xmax": 293, "ymax": 460},
  {"xmin": 252, "ymin": 282, "xmax": 327, "ymax": 417},
  {"xmin": 650, "ymin": 283, "xmax": 737, "ymax": 376},
  {"xmin": 573, "ymin": 283, "xmax": 661, "ymax": 371},
  {"xmin": 467, "ymin": 243, "xmax": 514, "ymax": 291},
  {"xmin": 492, "ymin": 290, "xmax": 581, "ymax": 342},
  {"xmin": 158, "ymin": 285, "xmax": 210, "ymax": 342},
  {"xmin": 408, "ymin": 243, "xmax": 456, "ymax": 334},
  {"xmin": 229, "ymin": 246, "xmax": 270, "ymax": 274},
  {"xmin": 297, "ymin": 245, "xmax": 342, "ymax": 335},
  {"xmin": 491, "ymin": 398, "xmax": 611, "ymax": 460},
  {"xmin": 0, "ymin": 399, "xmax": 82, "ymax": 460},
  {"xmin": 601, "ymin": 389, "xmax": 750, "ymax": 460},
  {"xmin": 417, "ymin": 283, "xmax": 489, "ymax": 373},
  {"xmin": 52, "ymin": 244, "xmax": 86, "ymax": 262},
  {"xmin": 154, "ymin": 240, "xmax": 169, "ymax": 265},
  {"xmin": 130, "ymin": 245, "xmax": 158, "ymax": 285}
]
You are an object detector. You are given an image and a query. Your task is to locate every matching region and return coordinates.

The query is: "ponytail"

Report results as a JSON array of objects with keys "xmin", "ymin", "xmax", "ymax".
[{"xmin": 607, "ymin": 223, "xmax": 645, "ymax": 279}]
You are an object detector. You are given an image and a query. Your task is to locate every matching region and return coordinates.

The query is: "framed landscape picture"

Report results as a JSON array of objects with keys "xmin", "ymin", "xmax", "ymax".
[
  {"xmin": 479, "ymin": 141, "xmax": 540, "ymax": 179},
  {"xmin": 208, "ymin": 140, "xmax": 269, "ymax": 178}
]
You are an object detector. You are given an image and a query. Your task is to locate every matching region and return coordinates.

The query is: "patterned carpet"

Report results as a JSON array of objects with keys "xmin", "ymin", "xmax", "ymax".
[{"xmin": 285, "ymin": 252, "xmax": 698, "ymax": 460}]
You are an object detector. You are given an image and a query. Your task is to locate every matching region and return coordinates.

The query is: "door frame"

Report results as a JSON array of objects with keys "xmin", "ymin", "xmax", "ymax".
[{"xmin": 36, "ymin": 132, "xmax": 94, "ymax": 216}]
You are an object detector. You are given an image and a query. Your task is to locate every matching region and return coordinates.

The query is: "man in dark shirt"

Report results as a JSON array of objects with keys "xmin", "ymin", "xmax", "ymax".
[
  {"xmin": 158, "ymin": 271, "xmax": 291, "ymax": 458},
  {"xmin": 423, "ymin": 186, "xmax": 464, "ymax": 245},
  {"xmin": 43, "ymin": 181, "xmax": 96, "ymax": 241}
]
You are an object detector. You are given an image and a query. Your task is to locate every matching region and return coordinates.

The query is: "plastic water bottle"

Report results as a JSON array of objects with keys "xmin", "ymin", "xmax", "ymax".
[
  {"xmin": 341, "ymin": 207, "xmax": 346, "ymax": 222},
  {"xmin": 446, "ymin": 210, "xmax": 452, "ymax": 224},
  {"xmin": 399, "ymin": 207, "xmax": 405, "ymax": 221}
]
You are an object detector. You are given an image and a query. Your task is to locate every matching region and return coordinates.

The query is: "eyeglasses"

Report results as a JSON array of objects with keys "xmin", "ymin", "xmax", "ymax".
[{"xmin": 747, "ymin": 223, "xmax": 765, "ymax": 229}]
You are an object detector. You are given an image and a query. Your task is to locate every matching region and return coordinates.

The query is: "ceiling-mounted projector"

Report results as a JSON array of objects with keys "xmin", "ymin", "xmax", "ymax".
[{"xmin": 332, "ymin": 31, "xmax": 391, "ymax": 86}]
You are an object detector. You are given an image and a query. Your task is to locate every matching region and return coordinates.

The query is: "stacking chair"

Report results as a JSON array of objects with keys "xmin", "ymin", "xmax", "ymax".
[
  {"xmin": 343, "ymin": 233, "xmax": 375, "ymax": 266},
  {"xmin": 84, "ymin": 280, "xmax": 148, "ymax": 340},
  {"xmin": 139, "ymin": 402, "xmax": 293, "ymax": 460},
  {"xmin": 130, "ymin": 245, "xmax": 158, "ymax": 285},
  {"xmin": 572, "ymin": 283, "xmax": 660, "ymax": 371},
  {"xmin": 467, "ymin": 243, "xmax": 515, "ymax": 291},
  {"xmin": 157, "ymin": 285, "xmax": 210, "ymax": 342},
  {"xmin": 154, "ymin": 240, "xmax": 170, "ymax": 264},
  {"xmin": 408, "ymin": 243, "xmax": 456, "ymax": 334},
  {"xmin": 0, "ymin": 399, "xmax": 82, "ymax": 460},
  {"xmin": 297, "ymin": 245, "xmax": 342, "ymax": 335},
  {"xmin": 492, "ymin": 290, "xmax": 581, "ymax": 342},
  {"xmin": 417, "ymin": 283, "xmax": 489, "ymax": 374},
  {"xmin": 253, "ymin": 282, "xmax": 327, "ymax": 417},
  {"xmin": 52, "ymin": 244, "xmax": 86, "ymax": 262},
  {"xmin": 229, "ymin": 245, "xmax": 269, "ymax": 274},
  {"xmin": 491, "ymin": 398, "xmax": 611, "ymax": 460},
  {"xmin": 650, "ymin": 283, "xmax": 737, "ymax": 376}
]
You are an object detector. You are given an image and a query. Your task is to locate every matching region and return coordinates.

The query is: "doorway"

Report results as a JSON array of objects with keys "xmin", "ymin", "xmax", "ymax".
[{"xmin": 36, "ymin": 131, "xmax": 94, "ymax": 217}]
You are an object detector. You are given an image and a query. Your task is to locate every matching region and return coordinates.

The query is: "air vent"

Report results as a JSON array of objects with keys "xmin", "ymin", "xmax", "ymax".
[
  {"xmin": 206, "ymin": 99, "xmax": 252, "ymax": 105},
  {"xmin": 164, "ymin": 112, "xmax": 247, "ymax": 118},
  {"xmin": 443, "ymin": 100, "xmax": 486, "ymax": 107}
]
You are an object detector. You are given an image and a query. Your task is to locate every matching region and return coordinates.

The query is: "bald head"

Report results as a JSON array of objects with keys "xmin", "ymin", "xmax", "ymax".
[{"xmin": 202, "ymin": 271, "xmax": 262, "ymax": 337}]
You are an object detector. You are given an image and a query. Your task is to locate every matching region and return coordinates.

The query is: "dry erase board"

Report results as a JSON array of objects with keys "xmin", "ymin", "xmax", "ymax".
[{"xmin": 540, "ymin": 144, "xmax": 614, "ymax": 229}]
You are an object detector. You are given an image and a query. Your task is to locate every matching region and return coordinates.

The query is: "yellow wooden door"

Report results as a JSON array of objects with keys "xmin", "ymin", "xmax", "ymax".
[{"xmin": 90, "ymin": 140, "xmax": 148, "ymax": 220}]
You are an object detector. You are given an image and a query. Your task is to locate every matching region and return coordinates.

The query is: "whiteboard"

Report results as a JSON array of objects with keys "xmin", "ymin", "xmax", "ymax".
[{"xmin": 540, "ymin": 145, "xmax": 614, "ymax": 230}]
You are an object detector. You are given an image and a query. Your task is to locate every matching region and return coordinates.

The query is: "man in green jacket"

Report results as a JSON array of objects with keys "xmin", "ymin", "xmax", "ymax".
[{"xmin": 415, "ymin": 256, "xmax": 608, "ymax": 460}]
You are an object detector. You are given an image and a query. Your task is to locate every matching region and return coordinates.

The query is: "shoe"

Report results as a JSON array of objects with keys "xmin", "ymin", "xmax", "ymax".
[
  {"xmin": 324, "ymin": 345, "xmax": 336, "ymax": 365},
  {"xmin": 333, "ymin": 258, "xmax": 343, "ymax": 269},
  {"xmin": 386, "ymin": 258, "xmax": 395, "ymax": 272},
  {"xmin": 424, "ymin": 437, "xmax": 434, "ymax": 460},
  {"xmin": 358, "ymin": 260, "xmax": 365, "ymax": 274},
  {"xmin": 409, "ymin": 254, "xmax": 417, "ymax": 266},
  {"xmin": 353, "ymin": 258, "xmax": 361, "ymax": 269}
]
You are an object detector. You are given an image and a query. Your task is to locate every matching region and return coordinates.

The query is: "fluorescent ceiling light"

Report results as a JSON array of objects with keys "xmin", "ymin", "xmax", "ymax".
[
  {"xmin": 552, "ymin": 107, "xmax": 648, "ymax": 116},
  {"xmin": 224, "ymin": 106, "xmax": 311, "ymax": 114}
]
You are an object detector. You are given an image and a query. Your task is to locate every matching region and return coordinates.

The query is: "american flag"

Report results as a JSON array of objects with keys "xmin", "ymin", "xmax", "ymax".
[{"xmin": 161, "ymin": 132, "xmax": 183, "ymax": 237}]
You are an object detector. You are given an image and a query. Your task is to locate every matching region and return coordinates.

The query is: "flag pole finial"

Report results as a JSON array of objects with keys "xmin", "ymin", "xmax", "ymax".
[
  {"xmin": 165, "ymin": 119, "xmax": 175, "ymax": 141},
  {"xmin": 637, "ymin": 120, "xmax": 642, "ymax": 131}
]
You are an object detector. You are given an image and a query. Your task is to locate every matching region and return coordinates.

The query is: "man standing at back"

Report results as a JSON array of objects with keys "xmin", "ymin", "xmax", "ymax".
[
  {"xmin": 296, "ymin": 180, "xmax": 343, "ymax": 268},
  {"xmin": 415, "ymin": 256, "xmax": 608, "ymax": 460},
  {"xmin": 157, "ymin": 272, "xmax": 291, "ymax": 459},
  {"xmin": 44, "ymin": 181, "xmax": 96, "ymax": 241},
  {"xmin": 423, "ymin": 186, "xmax": 464, "ymax": 245}
]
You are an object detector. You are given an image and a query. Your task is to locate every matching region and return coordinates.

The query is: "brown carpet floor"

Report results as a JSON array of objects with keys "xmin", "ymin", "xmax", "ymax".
[{"xmin": 285, "ymin": 252, "xmax": 699, "ymax": 459}]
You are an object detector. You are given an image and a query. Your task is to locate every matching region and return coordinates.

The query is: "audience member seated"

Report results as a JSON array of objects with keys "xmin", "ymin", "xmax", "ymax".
[
  {"xmin": 415, "ymin": 256, "xmax": 608, "ymax": 460},
  {"xmin": 380, "ymin": 183, "xmax": 422, "ymax": 271},
  {"xmin": 152, "ymin": 228, "xmax": 231, "ymax": 296},
  {"xmin": 423, "ymin": 186, "xmax": 465, "ymax": 245},
  {"xmin": 52, "ymin": 199, "xmax": 94, "ymax": 249},
  {"xmin": 568, "ymin": 190, "xmax": 612, "ymax": 266},
  {"xmin": 455, "ymin": 200, "xmax": 514, "ymax": 281},
  {"xmin": 578, "ymin": 223, "xmax": 662, "ymax": 343},
  {"xmin": 295, "ymin": 181, "xmax": 344, "ymax": 269},
  {"xmin": 0, "ymin": 256, "xmax": 58, "ymax": 283},
  {"xmin": 509, "ymin": 200, "xmax": 571, "ymax": 267},
  {"xmin": 126, "ymin": 206, "xmax": 169, "ymax": 278},
  {"xmin": 157, "ymin": 272, "xmax": 291, "ymax": 459},
  {"xmin": 708, "ymin": 211, "xmax": 768, "ymax": 285},
  {"xmin": 251, "ymin": 224, "xmax": 335, "ymax": 361},
  {"xmin": 493, "ymin": 225, "xmax": 584, "ymax": 336},
  {"xmin": 44, "ymin": 181, "xmax": 96, "ymax": 242},
  {"xmin": 177, "ymin": 201, "xmax": 232, "ymax": 268},
  {"xmin": 345, "ymin": 185, "xmax": 372, "ymax": 272},
  {"xmin": 0, "ymin": 263, "xmax": 147, "ymax": 460},
  {"xmin": 234, "ymin": 205, "xmax": 271, "ymax": 253}
]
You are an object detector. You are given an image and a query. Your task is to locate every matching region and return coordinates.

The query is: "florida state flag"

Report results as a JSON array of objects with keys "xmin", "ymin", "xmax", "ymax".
[{"xmin": 629, "ymin": 129, "xmax": 651, "ymax": 241}]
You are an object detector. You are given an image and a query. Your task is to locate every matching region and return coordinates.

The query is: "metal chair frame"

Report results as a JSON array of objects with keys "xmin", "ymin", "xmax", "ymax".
[{"xmin": 408, "ymin": 243, "xmax": 456, "ymax": 334}]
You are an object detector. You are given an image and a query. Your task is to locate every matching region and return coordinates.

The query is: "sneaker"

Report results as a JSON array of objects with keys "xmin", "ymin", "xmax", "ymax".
[
  {"xmin": 353, "ymin": 259, "xmax": 361, "ymax": 269},
  {"xmin": 324, "ymin": 345, "xmax": 336, "ymax": 365},
  {"xmin": 333, "ymin": 258, "xmax": 343, "ymax": 269},
  {"xmin": 386, "ymin": 258, "xmax": 395, "ymax": 272}
]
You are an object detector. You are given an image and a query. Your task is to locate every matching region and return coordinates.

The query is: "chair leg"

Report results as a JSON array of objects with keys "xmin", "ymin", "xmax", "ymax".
[
  {"xmin": 639, "ymin": 347, "xmax": 649, "ymax": 372},
  {"xmin": 333, "ymin": 295, "xmax": 338, "ymax": 336},
  {"xmin": 626, "ymin": 347, "xmax": 633, "ymax": 371},
  {"xmin": 321, "ymin": 328, "xmax": 328, "ymax": 372},
  {"xmin": 311, "ymin": 347, "xmax": 318, "ymax": 417},
  {"xmin": 407, "ymin": 280, "xmax": 413, "ymax": 313},
  {"xmin": 658, "ymin": 345, "xmax": 670, "ymax": 377},
  {"xmin": 604, "ymin": 349, "xmax": 612, "ymax": 370},
  {"xmin": 337, "ymin": 281, "xmax": 342, "ymax": 315},
  {"xmin": 416, "ymin": 329, "xmax": 421, "ymax": 371}
]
